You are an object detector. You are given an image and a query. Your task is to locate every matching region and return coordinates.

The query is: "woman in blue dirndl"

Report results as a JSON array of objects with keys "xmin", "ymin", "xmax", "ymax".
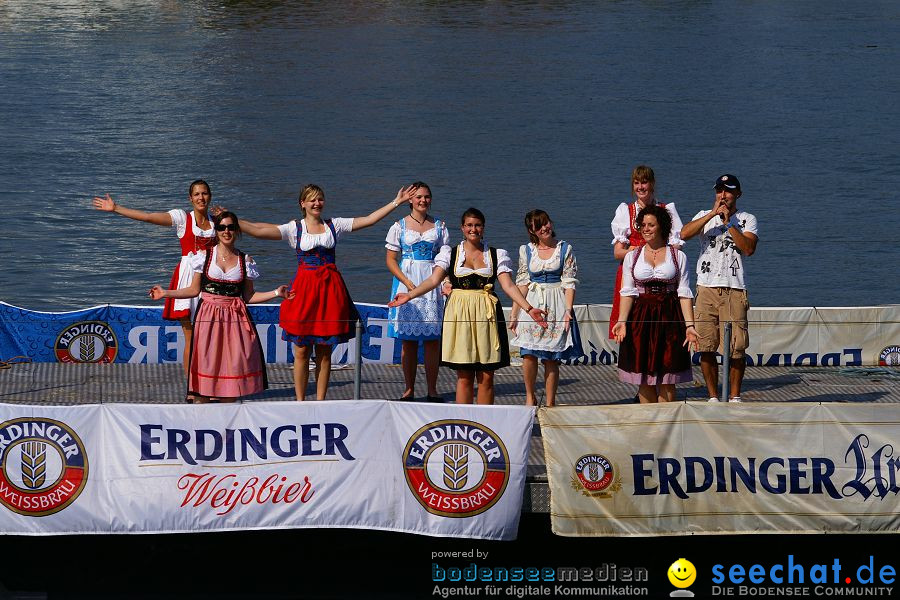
[
  {"xmin": 385, "ymin": 182, "xmax": 450, "ymax": 402},
  {"xmin": 509, "ymin": 210, "xmax": 585, "ymax": 406}
]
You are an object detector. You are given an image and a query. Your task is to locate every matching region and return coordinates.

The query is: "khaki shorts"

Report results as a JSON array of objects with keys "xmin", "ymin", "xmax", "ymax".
[{"xmin": 694, "ymin": 286, "xmax": 749, "ymax": 359}]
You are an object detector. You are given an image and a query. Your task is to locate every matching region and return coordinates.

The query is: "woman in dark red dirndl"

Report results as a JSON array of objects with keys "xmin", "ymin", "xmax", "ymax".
[
  {"xmin": 239, "ymin": 184, "xmax": 416, "ymax": 401},
  {"xmin": 612, "ymin": 205, "xmax": 698, "ymax": 403},
  {"xmin": 609, "ymin": 166, "xmax": 684, "ymax": 339}
]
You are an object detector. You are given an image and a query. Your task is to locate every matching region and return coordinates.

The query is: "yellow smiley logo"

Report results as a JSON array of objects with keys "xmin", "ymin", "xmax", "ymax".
[{"xmin": 668, "ymin": 558, "xmax": 697, "ymax": 588}]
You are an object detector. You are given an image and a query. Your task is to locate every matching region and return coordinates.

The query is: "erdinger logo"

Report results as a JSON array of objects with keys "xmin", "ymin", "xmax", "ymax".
[
  {"xmin": 55, "ymin": 321, "xmax": 118, "ymax": 363},
  {"xmin": 571, "ymin": 454, "xmax": 621, "ymax": 498},
  {"xmin": 403, "ymin": 420, "xmax": 509, "ymax": 517},
  {"xmin": 0, "ymin": 418, "xmax": 89, "ymax": 516},
  {"xmin": 879, "ymin": 346, "xmax": 900, "ymax": 366}
]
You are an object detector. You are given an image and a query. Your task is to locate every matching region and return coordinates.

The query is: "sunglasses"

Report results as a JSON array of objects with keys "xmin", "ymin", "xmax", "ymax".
[{"xmin": 215, "ymin": 224, "xmax": 237, "ymax": 232}]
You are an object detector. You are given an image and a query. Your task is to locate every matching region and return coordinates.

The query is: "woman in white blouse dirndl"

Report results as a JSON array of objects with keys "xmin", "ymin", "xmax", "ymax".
[
  {"xmin": 149, "ymin": 212, "xmax": 293, "ymax": 403},
  {"xmin": 509, "ymin": 210, "xmax": 585, "ymax": 407},
  {"xmin": 612, "ymin": 205, "xmax": 698, "ymax": 403},
  {"xmin": 385, "ymin": 182, "xmax": 450, "ymax": 402},
  {"xmin": 389, "ymin": 208, "xmax": 547, "ymax": 405},
  {"xmin": 238, "ymin": 184, "xmax": 415, "ymax": 401}
]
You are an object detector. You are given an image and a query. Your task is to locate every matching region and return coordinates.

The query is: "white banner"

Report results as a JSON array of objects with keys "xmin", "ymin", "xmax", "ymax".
[
  {"xmin": 549, "ymin": 304, "xmax": 900, "ymax": 367},
  {"xmin": 0, "ymin": 402, "xmax": 534, "ymax": 540},
  {"xmin": 540, "ymin": 403, "xmax": 900, "ymax": 537}
]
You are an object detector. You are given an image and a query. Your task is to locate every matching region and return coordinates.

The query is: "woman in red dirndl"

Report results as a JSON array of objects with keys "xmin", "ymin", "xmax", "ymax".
[
  {"xmin": 239, "ymin": 184, "xmax": 416, "ymax": 401},
  {"xmin": 609, "ymin": 166, "xmax": 684, "ymax": 338},
  {"xmin": 93, "ymin": 180, "xmax": 216, "ymax": 401}
]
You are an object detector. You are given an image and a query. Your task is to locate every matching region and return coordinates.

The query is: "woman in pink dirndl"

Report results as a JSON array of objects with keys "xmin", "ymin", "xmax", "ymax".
[{"xmin": 149, "ymin": 211, "xmax": 293, "ymax": 403}]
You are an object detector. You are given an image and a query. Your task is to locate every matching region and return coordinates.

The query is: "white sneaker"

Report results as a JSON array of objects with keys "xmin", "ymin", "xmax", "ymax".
[
  {"xmin": 729, "ymin": 396, "xmax": 742, "ymax": 403},
  {"xmin": 708, "ymin": 397, "xmax": 720, "ymax": 403}
]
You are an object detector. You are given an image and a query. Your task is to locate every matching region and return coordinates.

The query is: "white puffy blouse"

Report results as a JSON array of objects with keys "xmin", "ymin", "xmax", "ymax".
[
  {"xmin": 434, "ymin": 242, "xmax": 512, "ymax": 276},
  {"xmin": 277, "ymin": 218, "xmax": 355, "ymax": 250},
  {"xmin": 619, "ymin": 247, "xmax": 692, "ymax": 298},
  {"xmin": 190, "ymin": 246, "xmax": 260, "ymax": 282}
]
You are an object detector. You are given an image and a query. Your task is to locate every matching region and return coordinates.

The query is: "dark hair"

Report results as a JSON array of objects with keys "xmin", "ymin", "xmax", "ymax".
[
  {"xmin": 524, "ymin": 209, "xmax": 554, "ymax": 245},
  {"xmin": 410, "ymin": 181, "xmax": 431, "ymax": 194},
  {"xmin": 409, "ymin": 181, "xmax": 432, "ymax": 213},
  {"xmin": 213, "ymin": 210, "xmax": 242, "ymax": 239},
  {"xmin": 460, "ymin": 207, "xmax": 485, "ymax": 225},
  {"xmin": 636, "ymin": 204, "xmax": 672, "ymax": 242},
  {"xmin": 188, "ymin": 179, "xmax": 211, "ymax": 196}
]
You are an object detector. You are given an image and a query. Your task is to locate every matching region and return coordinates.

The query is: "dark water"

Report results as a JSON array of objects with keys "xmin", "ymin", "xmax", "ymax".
[{"xmin": 1, "ymin": 1, "xmax": 898, "ymax": 312}]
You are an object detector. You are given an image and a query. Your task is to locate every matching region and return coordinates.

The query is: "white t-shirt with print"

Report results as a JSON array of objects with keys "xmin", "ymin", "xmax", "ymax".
[{"xmin": 692, "ymin": 210, "xmax": 758, "ymax": 290}]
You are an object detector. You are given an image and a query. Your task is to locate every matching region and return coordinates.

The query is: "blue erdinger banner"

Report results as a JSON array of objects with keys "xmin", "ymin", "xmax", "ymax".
[
  {"xmin": 0, "ymin": 301, "xmax": 399, "ymax": 365},
  {"xmin": 0, "ymin": 401, "xmax": 534, "ymax": 539},
  {"xmin": 540, "ymin": 403, "xmax": 900, "ymax": 536}
]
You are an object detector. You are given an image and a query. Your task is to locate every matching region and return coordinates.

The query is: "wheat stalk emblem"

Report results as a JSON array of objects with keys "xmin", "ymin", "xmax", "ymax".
[
  {"xmin": 442, "ymin": 444, "xmax": 468, "ymax": 491},
  {"xmin": 80, "ymin": 336, "xmax": 96, "ymax": 362},
  {"xmin": 587, "ymin": 463, "xmax": 599, "ymax": 481},
  {"xmin": 21, "ymin": 441, "xmax": 47, "ymax": 489}
]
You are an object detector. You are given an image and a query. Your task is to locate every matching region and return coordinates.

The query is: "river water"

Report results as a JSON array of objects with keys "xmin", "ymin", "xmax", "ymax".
[{"xmin": 1, "ymin": 1, "xmax": 898, "ymax": 312}]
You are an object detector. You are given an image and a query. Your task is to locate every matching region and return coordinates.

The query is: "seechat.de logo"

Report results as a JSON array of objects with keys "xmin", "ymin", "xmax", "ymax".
[
  {"xmin": 0, "ymin": 417, "xmax": 89, "ymax": 516},
  {"xmin": 403, "ymin": 419, "xmax": 509, "ymax": 517},
  {"xmin": 54, "ymin": 320, "xmax": 118, "ymax": 363}
]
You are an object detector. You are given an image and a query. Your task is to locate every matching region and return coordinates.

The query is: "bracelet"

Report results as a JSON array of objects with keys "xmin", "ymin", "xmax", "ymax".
[{"xmin": 392, "ymin": 199, "xmax": 400, "ymax": 207}]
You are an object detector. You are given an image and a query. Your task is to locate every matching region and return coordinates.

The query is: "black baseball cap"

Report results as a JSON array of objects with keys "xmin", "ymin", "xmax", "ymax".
[{"xmin": 714, "ymin": 174, "xmax": 741, "ymax": 191}]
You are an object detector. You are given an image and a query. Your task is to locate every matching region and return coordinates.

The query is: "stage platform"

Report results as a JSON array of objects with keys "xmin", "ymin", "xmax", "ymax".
[{"xmin": 2, "ymin": 361, "xmax": 898, "ymax": 513}]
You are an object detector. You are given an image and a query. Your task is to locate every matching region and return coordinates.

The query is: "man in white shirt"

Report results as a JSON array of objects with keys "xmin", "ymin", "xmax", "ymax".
[{"xmin": 680, "ymin": 174, "xmax": 759, "ymax": 402}]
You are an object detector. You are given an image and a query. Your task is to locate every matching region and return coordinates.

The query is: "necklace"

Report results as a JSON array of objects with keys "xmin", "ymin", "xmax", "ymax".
[
  {"xmin": 645, "ymin": 245, "xmax": 664, "ymax": 262},
  {"xmin": 409, "ymin": 214, "xmax": 427, "ymax": 225},
  {"xmin": 218, "ymin": 247, "xmax": 234, "ymax": 262}
]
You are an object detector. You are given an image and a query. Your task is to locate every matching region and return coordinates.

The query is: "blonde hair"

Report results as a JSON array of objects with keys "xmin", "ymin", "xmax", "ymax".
[
  {"xmin": 631, "ymin": 165, "xmax": 656, "ymax": 199},
  {"xmin": 298, "ymin": 184, "xmax": 325, "ymax": 217}
]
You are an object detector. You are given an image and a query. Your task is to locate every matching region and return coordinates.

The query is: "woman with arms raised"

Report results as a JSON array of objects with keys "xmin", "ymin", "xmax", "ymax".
[
  {"xmin": 240, "ymin": 184, "xmax": 415, "ymax": 401},
  {"xmin": 93, "ymin": 180, "xmax": 217, "ymax": 401}
]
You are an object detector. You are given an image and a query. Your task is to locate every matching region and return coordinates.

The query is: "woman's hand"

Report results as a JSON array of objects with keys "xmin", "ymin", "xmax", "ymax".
[
  {"xmin": 527, "ymin": 307, "xmax": 549, "ymax": 329},
  {"xmin": 275, "ymin": 285, "xmax": 295, "ymax": 300},
  {"xmin": 684, "ymin": 326, "xmax": 699, "ymax": 352},
  {"xmin": 441, "ymin": 280, "xmax": 453, "ymax": 296},
  {"xmin": 612, "ymin": 321, "xmax": 626, "ymax": 343},
  {"xmin": 93, "ymin": 194, "xmax": 116, "ymax": 212},
  {"xmin": 508, "ymin": 315, "xmax": 518, "ymax": 335},
  {"xmin": 393, "ymin": 185, "xmax": 416, "ymax": 208},
  {"xmin": 563, "ymin": 309, "xmax": 572, "ymax": 332},
  {"xmin": 388, "ymin": 293, "xmax": 411, "ymax": 308},
  {"xmin": 209, "ymin": 205, "xmax": 225, "ymax": 217},
  {"xmin": 149, "ymin": 285, "xmax": 167, "ymax": 300}
]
